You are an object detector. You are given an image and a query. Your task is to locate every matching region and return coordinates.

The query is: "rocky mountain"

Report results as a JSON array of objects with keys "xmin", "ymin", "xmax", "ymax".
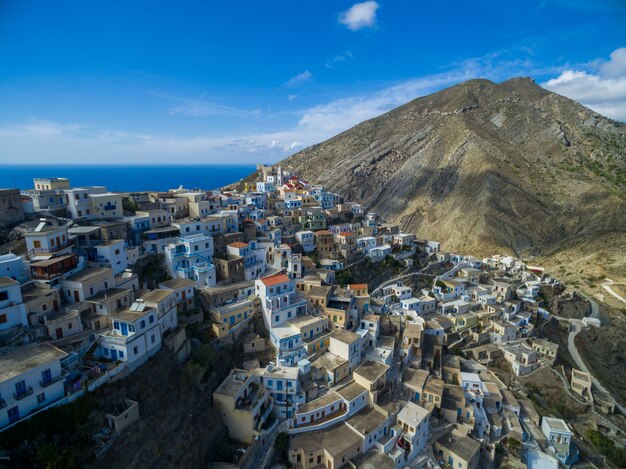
[{"xmin": 279, "ymin": 78, "xmax": 626, "ymax": 275}]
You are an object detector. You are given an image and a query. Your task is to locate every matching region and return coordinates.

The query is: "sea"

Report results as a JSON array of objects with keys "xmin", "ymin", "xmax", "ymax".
[{"xmin": 0, "ymin": 164, "xmax": 257, "ymax": 193}]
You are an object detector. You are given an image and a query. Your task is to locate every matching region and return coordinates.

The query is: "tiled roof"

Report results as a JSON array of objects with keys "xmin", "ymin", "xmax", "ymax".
[
  {"xmin": 260, "ymin": 272, "xmax": 290, "ymax": 287},
  {"xmin": 228, "ymin": 242, "xmax": 249, "ymax": 249}
]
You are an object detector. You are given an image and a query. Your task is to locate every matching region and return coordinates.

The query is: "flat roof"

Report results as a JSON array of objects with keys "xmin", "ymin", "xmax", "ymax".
[
  {"xmin": 311, "ymin": 352, "xmax": 347, "ymax": 371},
  {"xmin": 0, "ymin": 343, "xmax": 67, "ymax": 382},
  {"xmin": 87, "ymin": 288, "xmax": 131, "ymax": 303},
  {"xmin": 214, "ymin": 369, "xmax": 250, "ymax": 397},
  {"xmin": 140, "ymin": 289, "xmax": 175, "ymax": 304},
  {"xmin": 354, "ymin": 360, "xmax": 389, "ymax": 383},
  {"xmin": 403, "ymin": 368, "xmax": 429, "ymax": 390},
  {"xmin": 68, "ymin": 226, "xmax": 101, "ymax": 235},
  {"xmin": 159, "ymin": 278, "xmax": 197, "ymax": 290},
  {"xmin": 0, "ymin": 277, "xmax": 19, "ymax": 288},
  {"xmin": 351, "ymin": 450, "xmax": 396, "ymax": 469},
  {"xmin": 330, "ymin": 329, "xmax": 360, "ymax": 345},
  {"xmin": 335, "ymin": 381, "xmax": 367, "ymax": 401},
  {"xmin": 297, "ymin": 391, "xmax": 342, "ymax": 414},
  {"xmin": 397, "ymin": 401, "xmax": 430, "ymax": 425},
  {"xmin": 436, "ymin": 431, "xmax": 481, "ymax": 462},
  {"xmin": 289, "ymin": 421, "xmax": 362, "ymax": 457},
  {"xmin": 543, "ymin": 417, "xmax": 571, "ymax": 433},
  {"xmin": 346, "ymin": 405, "xmax": 387, "ymax": 436},
  {"xmin": 63, "ymin": 267, "xmax": 111, "ymax": 283}
]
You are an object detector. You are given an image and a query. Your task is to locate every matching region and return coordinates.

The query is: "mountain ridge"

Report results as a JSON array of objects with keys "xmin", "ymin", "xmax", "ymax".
[{"xmin": 277, "ymin": 77, "xmax": 626, "ymax": 276}]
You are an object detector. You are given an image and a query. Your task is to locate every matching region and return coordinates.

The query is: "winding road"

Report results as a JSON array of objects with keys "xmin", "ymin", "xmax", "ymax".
[{"xmin": 559, "ymin": 296, "xmax": 626, "ymax": 416}]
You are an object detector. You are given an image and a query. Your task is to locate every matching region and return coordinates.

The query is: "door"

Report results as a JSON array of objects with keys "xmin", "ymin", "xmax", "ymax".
[
  {"xmin": 53, "ymin": 300, "xmax": 59, "ymax": 312},
  {"xmin": 73, "ymin": 291, "xmax": 80, "ymax": 303},
  {"xmin": 110, "ymin": 349, "xmax": 118, "ymax": 361},
  {"xmin": 7, "ymin": 407, "xmax": 19, "ymax": 424},
  {"xmin": 15, "ymin": 380, "xmax": 26, "ymax": 396},
  {"xmin": 181, "ymin": 291, "xmax": 186, "ymax": 301},
  {"xmin": 55, "ymin": 328, "xmax": 63, "ymax": 339},
  {"xmin": 42, "ymin": 369, "xmax": 52, "ymax": 384}
]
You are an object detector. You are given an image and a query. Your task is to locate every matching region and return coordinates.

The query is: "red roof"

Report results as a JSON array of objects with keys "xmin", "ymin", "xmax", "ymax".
[
  {"xmin": 289, "ymin": 176, "xmax": 298, "ymax": 180},
  {"xmin": 339, "ymin": 231, "xmax": 354, "ymax": 237},
  {"xmin": 260, "ymin": 273, "xmax": 290, "ymax": 287},
  {"xmin": 228, "ymin": 242, "xmax": 248, "ymax": 249},
  {"xmin": 315, "ymin": 230, "xmax": 332, "ymax": 236},
  {"xmin": 349, "ymin": 284, "xmax": 368, "ymax": 290}
]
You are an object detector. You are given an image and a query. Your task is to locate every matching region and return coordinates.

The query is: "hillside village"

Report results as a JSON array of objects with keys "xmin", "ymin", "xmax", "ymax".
[{"xmin": 0, "ymin": 166, "xmax": 624, "ymax": 468}]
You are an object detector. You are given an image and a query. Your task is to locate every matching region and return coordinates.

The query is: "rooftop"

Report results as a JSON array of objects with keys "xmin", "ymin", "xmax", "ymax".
[
  {"xmin": 350, "ymin": 450, "xmax": 396, "ymax": 469},
  {"xmin": 311, "ymin": 352, "xmax": 347, "ymax": 371},
  {"xmin": 63, "ymin": 267, "xmax": 111, "ymax": 283},
  {"xmin": 140, "ymin": 289, "xmax": 175, "ymax": 304},
  {"xmin": 214, "ymin": 369, "xmax": 251, "ymax": 397},
  {"xmin": 436, "ymin": 430, "xmax": 481, "ymax": 462},
  {"xmin": 289, "ymin": 421, "xmax": 362, "ymax": 457},
  {"xmin": 346, "ymin": 405, "xmax": 387, "ymax": 436},
  {"xmin": 159, "ymin": 278, "xmax": 197, "ymax": 290},
  {"xmin": 87, "ymin": 288, "xmax": 131, "ymax": 303},
  {"xmin": 335, "ymin": 381, "xmax": 367, "ymax": 401},
  {"xmin": 543, "ymin": 417, "xmax": 572, "ymax": 434},
  {"xmin": 259, "ymin": 272, "xmax": 290, "ymax": 287},
  {"xmin": 354, "ymin": 360, "xmax": 389, "ymax": 383},
  {"xmin": 0, "ymin": 277, "xmax": 19, "ymax": 288},
  {"xmin": 397, "ymin": 401, "xmax": 430, "ymax": 425},
  {"xmin": 297, "ymin": 391, "xmax": 342, "ymax": 414},
  {"xmin": 403, "ymin": 368, "xmax": 429, "ymax": 390},
  {"xmin": 0, "ymin": 343, "xmax": 67, "ymax": 382},
  {"xmin": 330, "ymin": 329, "xmax": 360, "ymax": 345}
]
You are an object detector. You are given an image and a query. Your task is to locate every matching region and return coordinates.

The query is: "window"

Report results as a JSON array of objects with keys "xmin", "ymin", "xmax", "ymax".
[
  {"xmin": 149, "ymin": 315, "xmax": 154, "ymax": 324},
  {"xmin": 133, "ymin": 346, "xmax": 138, "ymax": 354},
  {"xmin": 141, "ymin": 320, "xmax": 146, "ymax": 328},
  {"xmin": 119, "ymin": 351, "xmax": 124, "ymax": 358},
  {"xmin": 37, "ymin": 393, "xmax": 46, "ymax": 404},
  {"xmin": 151, "ymin": 335, "xmax": 156, "ymax": 344}
]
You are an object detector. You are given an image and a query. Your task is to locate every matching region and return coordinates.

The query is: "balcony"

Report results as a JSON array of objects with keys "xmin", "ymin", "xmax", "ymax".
[
  {"xmin": 14, "ymin": 386, "xmax": 33, "ymax": 401},
  {"xmin": 40, "ymin": 375, "xmax": 64, "ymax": 388}
]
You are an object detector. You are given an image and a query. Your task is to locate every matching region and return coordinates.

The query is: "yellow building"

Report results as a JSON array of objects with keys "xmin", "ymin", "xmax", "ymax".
[{"xmin": 212, "ymin": 369, "xmax": 273, "ymax": 443}]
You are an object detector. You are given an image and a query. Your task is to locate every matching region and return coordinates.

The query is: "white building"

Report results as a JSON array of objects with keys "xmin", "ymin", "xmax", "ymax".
[
  {"xmin": 98, "ymin": 301, "xmax": 162, "ymax": 370},
  {"xmin": 255, "ymin": 273, "xmax": 307, "ymax": 329},
  {"xmin": 393, "ymin": 401, "xmax": 431, "ymax": 460},
  {"xmin": 61, "ymin": 268, "xmax": 114, "ymax": 304},
  {"xmin": 0, "ymin": 343, "xmax": 67, "ymax": 429},
  {"xmin": 95, "ymin": 239, "xmax": 128, "ymax": 276},
  {"xmin": 295, "ymin": 231, "xmax": 315, "ymax": 253},
  {"xmin": 63, "ymin": 187, "xmax": 107, "ymax": 219},
  {"xmin": 0, "ymin": 278, "xmax": 29, "ymax": 332},
  {"xmin": 90, "ymin": 192, "xmax": 123, "ymax": 219},
  {"xmin": 164, "ymin": 234, "xmax": 216, "ymax": 288},
  {"xmin": 0, "ymin": 254, "xmax": 27, "ymax": 283}
]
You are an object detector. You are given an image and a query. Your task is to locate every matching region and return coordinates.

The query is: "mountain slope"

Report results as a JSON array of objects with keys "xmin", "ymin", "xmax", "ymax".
[{"xmin": 280, "ymin": 78, "xmax": 626, "ymax": 271}]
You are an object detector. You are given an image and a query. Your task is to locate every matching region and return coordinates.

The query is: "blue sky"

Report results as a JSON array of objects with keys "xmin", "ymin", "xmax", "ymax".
[{"xmin": 1, "ymin": 0, "xmax": 625, "ymax": 165}]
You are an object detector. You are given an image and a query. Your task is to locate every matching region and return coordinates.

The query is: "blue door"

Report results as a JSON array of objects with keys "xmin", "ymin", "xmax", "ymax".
[
  {"xmin": 41, "ymin": 369, "xmax": 52, "ymax": 385},
  {"xmin": 121, "ymin": 323, "xmax": 128, "ymax": 335},
  {"xmin": 111, "ymin": 349, "xmax": 118, "ymax": 361},
  {"xmin": 310, "ymin": 330, "xmax": 313, "ymax": 338},
  {"xmin": 229, "ymin": 316, "xmax": 235, "ymax": 326},
  {"xmin": 7, "ymin": 407, "xmax": 19, "ymax": 424},
  {"xmin": 15, "ymin": 380, "xmax": 26, "ymax": 396}
]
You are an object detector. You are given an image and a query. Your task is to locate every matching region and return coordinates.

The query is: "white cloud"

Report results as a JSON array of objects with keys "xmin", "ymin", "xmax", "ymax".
[
  {"xmin": 542, "ymin": 47, "xmax": 626, "ymax": 122},
  {"xmin": 325, "ymin": 50, "xmax": 354, "ymax": 69},
  {"xmin": 339, "ymin": 1, "xmax": 379, "ymax": 31},
  {"xmin": 287, "ymin": 94, "xmax": 298, "ymax": 101},
  {"xmin": 284, "ymin": 70, "xmax": 312, "ymax": 87}
]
